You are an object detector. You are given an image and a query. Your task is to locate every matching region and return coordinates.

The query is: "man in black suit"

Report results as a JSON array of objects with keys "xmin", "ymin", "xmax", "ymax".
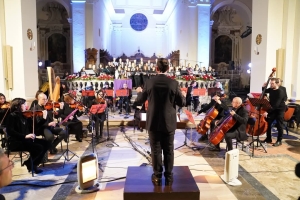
[{"xmin": 135, "ymin": 58, "xmax": 186, "ymax": 186}]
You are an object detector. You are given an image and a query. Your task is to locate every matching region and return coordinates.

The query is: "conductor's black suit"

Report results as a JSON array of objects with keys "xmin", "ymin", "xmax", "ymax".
[{"xmin": 135, "ymin": 74, "xmax": 186, "ymax": 179}]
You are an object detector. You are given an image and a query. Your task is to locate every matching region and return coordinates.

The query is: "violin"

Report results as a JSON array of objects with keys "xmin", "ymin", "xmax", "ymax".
[
  {"xmin": 44, "ymin": 101, "xmax": 60, "ymax": 110},
  {"xmin": 22, "ymin": 110, "xmax": 43, "ymax": 118},
  {"xmin": 0, "ymin": 103, "xmax": 10, "ymax": 109},
  {"xmin": 69, "ymin": 102, "xmax": 85, "ymax": 111},
  {"xmin": 96, "ymin": 97, "xmax": 106, "ymax": 104}
]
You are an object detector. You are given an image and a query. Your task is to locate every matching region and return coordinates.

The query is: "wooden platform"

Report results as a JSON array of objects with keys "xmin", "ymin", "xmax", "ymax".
[{"xmin": 123, "ymin": 166, "xmax": 200, "ymax": 200}]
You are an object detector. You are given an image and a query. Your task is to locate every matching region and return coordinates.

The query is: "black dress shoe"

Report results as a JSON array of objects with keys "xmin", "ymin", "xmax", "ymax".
[
  {"xmin": 208, "ymin": 146, "xmax": 221, "ymax": 152},
  {"xmin": 151, "ymin": 174, "xmax": 162, "ymax": 186},
  {"xmin": 32, "ymin": 166, "xmax": 43, "ymax": 174},
  {"xmin": 273, "ymin": 141, "xmax": 282, "ymax": 147},
  {"xmin": 76, "ymin": 137, "xmax": 82, "ymax": 142},
  {"xmin": 165, "ymin": 176, "xmax": 173, "ymax": 186},
  {"xmin": 262, "ymin": 138, "xmax": 272, "ymax": 143},
  {"xmin": 50, "ymin": 148, "xmax": 58, "ymax": 154},
  {"xmin": 22, "ymin": 160, "xmax": 31, "ymax": 172}
]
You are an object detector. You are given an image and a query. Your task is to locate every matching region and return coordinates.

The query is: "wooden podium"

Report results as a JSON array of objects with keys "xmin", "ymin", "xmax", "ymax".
[{"xmin": 123, "ymin": 166, "xmax": 200, "ymax": 200}]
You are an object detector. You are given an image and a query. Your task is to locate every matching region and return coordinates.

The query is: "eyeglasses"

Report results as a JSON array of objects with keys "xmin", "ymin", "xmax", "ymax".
[{"xmin": 0, "ymin": 160, "xmax": 14, "ymax": 172}]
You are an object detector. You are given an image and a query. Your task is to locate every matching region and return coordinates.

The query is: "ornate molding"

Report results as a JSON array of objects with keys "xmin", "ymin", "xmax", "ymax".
[{"xmin": 39, "ymin": 2, "xmax": 69, "ymax": 25}]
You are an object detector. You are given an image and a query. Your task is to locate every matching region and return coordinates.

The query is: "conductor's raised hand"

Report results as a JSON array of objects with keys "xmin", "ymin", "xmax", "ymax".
[{"xmin": 136, "ymin": 87, "xmax": 143, "ymax": 93}]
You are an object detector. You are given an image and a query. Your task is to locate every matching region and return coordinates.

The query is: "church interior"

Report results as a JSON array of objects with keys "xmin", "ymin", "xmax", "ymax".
[{"xmin": 0, "ymin": 0, "xmax": 300, "ymax": 199}]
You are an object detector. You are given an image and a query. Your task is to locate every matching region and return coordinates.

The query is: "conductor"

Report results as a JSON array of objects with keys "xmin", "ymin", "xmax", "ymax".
[{"xmin": 135, "ymin": 58, "xmax": 186, "ymax": 186}]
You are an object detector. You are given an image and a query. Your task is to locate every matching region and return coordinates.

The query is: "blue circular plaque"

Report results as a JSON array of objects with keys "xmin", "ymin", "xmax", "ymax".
[{"xmin": 130, "ymin": 13, "xmax": 148, "ymax": 31}]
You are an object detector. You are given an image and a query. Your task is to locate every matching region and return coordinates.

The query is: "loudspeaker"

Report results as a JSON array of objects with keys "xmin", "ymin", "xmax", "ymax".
[
  {"xmin": 45, "ymin": 60, "xmax": 51, "ymax": 67},
  {"xmin": 229, "ymin": 61, "xmax": 235, "ymax": 70}
]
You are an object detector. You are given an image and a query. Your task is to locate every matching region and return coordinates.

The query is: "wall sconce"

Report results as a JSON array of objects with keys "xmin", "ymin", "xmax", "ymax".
[
  {"xmin": 30, "ymin": 42, "xmax": 36, "ymax": 51},
  {"xmin": 254, "ymin": 46, "xmax": 259, "ymax": 55}
]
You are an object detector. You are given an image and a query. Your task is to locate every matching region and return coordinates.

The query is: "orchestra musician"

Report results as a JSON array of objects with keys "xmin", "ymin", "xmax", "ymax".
[
  {"xmin": 33, "ymin": 93, "xmax": 67, "ymax": 155},
  {"xmin": 186, "ymin": 81, "xmax": 199, "ymax": 112},
  {"xmin": 197, "ymin": 82, "xmax": 227, "ymax": 141},
  {"xmin": 262, "ymin": 78, "xmax": 286, "ymax": 146},
  {"xmin": 6, "ymin": 98, "xmax": 51, "ymax": 174},
  {"xmin": 0, "ymin": 93, "xmax": 10, "ymax": 128},
  {"xmin": 57, "ymin": 93, "xmax": 85, "ymax": 142},
  {"xmin": 210, "ymin": 97, "xmax": 248, "ymax": 151},
  {"xmin": 29, "ymin": 90, "xmax": 44, "ymax": 110},
  {"xmin": 118, "ymin": 83, "xmax": 132, "ymax": 114},
  {"xmin": 135, "ymin": 58, "xmax": 186, "ymax": 186},
  {"xmin": 90, "ymin": 90, "xmax": 107, "ymax": 140}
]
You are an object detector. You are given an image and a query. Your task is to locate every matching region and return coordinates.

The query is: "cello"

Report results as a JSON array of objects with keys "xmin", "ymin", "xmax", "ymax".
[
  {"xmin": 209, "ymin": 105, "xmax": 243, "ymax": 145},
  {"xmin": 196, "ymin": 94, "xmax": 226, "ymax": 135},
  {"xmin": 245, "ymin": 68, "xmax": 276, "ymax": 136}
]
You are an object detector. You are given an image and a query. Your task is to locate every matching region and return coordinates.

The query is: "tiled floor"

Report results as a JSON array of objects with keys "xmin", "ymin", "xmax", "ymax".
[{"xmin": 1, "ymin": 112, "xmax": 300, "ymax": 200}]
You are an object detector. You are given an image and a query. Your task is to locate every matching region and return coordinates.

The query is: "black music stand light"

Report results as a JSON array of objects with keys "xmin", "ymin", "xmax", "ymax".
[
  {"xmin": 248, "ymin": 98, "xmax": 271, "ymax": 157},
  {"xmin": 59, "ymin": 109, "xmax": 79, "ymax": 168}
]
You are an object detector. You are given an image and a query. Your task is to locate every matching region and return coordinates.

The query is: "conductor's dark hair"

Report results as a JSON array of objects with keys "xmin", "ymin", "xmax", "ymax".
[{"xmin": 156, "ymin": 58, "xmax": 169, "ymax": 73}]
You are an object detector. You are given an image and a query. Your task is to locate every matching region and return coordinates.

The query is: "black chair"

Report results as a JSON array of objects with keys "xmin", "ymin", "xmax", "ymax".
[{"xmin": 3, "ymin": 128, "xmax": 35, "ymax": 177}]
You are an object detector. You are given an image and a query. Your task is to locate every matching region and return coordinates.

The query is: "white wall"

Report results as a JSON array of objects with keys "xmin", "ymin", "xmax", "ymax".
[
  {"xmin": 4, "ymin": 0, "xmax": 38, "ymax": 99},
  {"xmin": 86, "ymin": 2, "xmax": 93, "ymax": 48},
  {"xmin": 0, "ymin": 0, "xmax": 6, "ymax": 95}
]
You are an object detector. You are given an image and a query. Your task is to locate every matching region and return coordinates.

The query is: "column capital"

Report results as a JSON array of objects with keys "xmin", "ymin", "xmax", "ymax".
[{"xmin": 112, "ymin": 24, "xmax": 122, "ymax": 31}]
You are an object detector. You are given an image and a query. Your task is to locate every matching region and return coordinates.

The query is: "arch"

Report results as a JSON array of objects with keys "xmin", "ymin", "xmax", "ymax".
[
  {"xmin": 211, "ymin": 0, "xmax": 252, "ymax": 26},
  {"xmin": 36, "ymin": 0, "xmax": 70, "ymax": 17},
  {"xmin": 48, "ymin": 33, "xmax": 67, "ymax": 63}
]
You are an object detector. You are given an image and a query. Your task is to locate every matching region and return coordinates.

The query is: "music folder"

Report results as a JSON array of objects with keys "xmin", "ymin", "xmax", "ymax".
[
  {"xmin": 90, "ymin": 104, "xmax": 106, "ymax": 114},
  {"xmin": 116, "ymin": 89, "xmax": 128, "ymax": 97},
  {"xmin": 192, "ymin": 88, "xmax": 206, "ymax": 96},
  {"xmin": 105, "ymin": 89, "xmax": 114, "ymax": 97},
  {"xmin": 82, "ymin": 90, "xmax": 95, "ymax": 97}
]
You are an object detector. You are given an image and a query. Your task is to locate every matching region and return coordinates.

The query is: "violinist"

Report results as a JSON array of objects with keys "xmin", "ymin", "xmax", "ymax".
[
  {"xmin": 33, "ymin": 93, "xmax": 67, "ymax": 154},
  {"xmin": 90, "ymin": 90, "xmax": 107, "ymax": 140},
  {"xmin": 6, "ymin": 98, "xmax": 51, "ymax": 174},
  {"xmin": 197, "ymin": 87, "xmax": 228, "ymax": 142},
  {"xmin": 118, "ymin": 83, "xmax": 132, "ymax": 114},
  {"xmin": 262, "ymin": 78, "xmax": 286, "ymax": 147},
  {"xmin": 29, "ymin": 90, "xmax": 44, "ymax": 110},
  {"xmin": 210, "ymin": 97, "xmax": 248, "ymax": 151},
  {"xmin": 56, "ymin": 93, "xmax": 84, "ymax": 142},
  {"xmin": 0, "ymin": 93, "xmax": 10, "ymax": 128}
]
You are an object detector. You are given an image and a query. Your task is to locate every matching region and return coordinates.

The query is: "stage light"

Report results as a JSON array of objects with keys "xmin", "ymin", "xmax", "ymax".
[
  {"xmin": 240, "ymin": 26, "xmax": 252, "ymax": 39},
  {"xmin": 76, "ymin": 153, "xmax": 100, "ymax": 193},
  {"xmin": 247, "ymin": 69, "xmax": 251, "ymax": 74},
  {"xmin": 248, "ymin": 63, "xmax": 252, "ymax": 68},
  {"xmin": 38, "ymin": 61, "xmax": 43, "ymax": 67}
]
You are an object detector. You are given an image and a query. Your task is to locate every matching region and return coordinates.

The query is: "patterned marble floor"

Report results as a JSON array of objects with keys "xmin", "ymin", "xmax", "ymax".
[{"xmin": 1, "ymin": 120, "xmax": 300, "ymax": 200}]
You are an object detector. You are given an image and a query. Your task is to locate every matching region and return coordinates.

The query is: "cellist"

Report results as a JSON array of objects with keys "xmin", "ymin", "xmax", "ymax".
[
  {"xmin": 196, "ymin": 85, "xmax": 228, "ymax": 142},
  {"xmin": 209, "ymin": 97, "xmax": 248, "ymax": 151}
]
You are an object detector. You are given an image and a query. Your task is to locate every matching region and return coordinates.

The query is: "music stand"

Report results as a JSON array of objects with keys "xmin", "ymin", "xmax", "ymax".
[
  {"xmin": 175, "ymin": 110, "xmax": 200, "ymax": 151},
  {"xmin": 105, "ymin": 89, "xmax": 115, "ymax": 113},
  {"xmin": 116, "ymin": 89, "xmax": 130, "ymax": 119},
  {"xmin": 82, "ymin": 90, "xmax": 95, "ymax": 108},
  {"xmin": 59, "ymin": 109, "xmax": 79, "ymax": 168},
  {"xmin": 248, "ymin": 98, "xmax": 272, "ymax": 156},
  {"xmin": 207, "ymin": 88, "xmax": 221, "ymax": 97}
]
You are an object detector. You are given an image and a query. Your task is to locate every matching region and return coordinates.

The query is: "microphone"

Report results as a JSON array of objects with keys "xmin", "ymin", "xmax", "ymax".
[{"xmin": 295, "ymin": 162, "xmax": 300, "ymax": 178}]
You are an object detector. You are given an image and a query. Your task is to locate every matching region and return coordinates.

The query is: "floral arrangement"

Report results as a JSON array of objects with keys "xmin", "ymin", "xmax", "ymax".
[
  {"xmin": 66, "ymin": 74, "xmax": 114, "ymax": 81},
  {"xmin": 166, "ymin": 74, "xmax": 176, "ymax": 79},
  {"xmin": 180, "ymin": 74, "xmax": 215, "ymax": 81}
]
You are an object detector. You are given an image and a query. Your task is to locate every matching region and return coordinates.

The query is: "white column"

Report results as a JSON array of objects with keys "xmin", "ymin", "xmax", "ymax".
[
  {"xmin": 3, "ymin": 0, "xmax": 38, "ymax": 99},
  {"xmin": 111, "ymin": 24, "xmax": 122, "ymax": 58},
  {"xmin": 209, "ymin": 20, "xmax": 214, "ymax": 65},
  {"xmin": 0, "ymin": 0, "xmax": 6, "ymax": 94},
  {"xmin": 85, "ymin": 1, "xmax": 93, "ymax": 48},
  {"xmin": 197, "ymin": 2, "xmax": 211, "ymax": 68},
  {"xmin": 72, "ymin": 0, "xmax": 86, "ymax": 73}
]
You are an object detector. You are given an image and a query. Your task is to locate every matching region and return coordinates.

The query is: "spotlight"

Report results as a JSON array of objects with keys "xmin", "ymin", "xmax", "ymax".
[
  {"xmin": 247, "ymin": 69, "xmax": 251, "ymax": 74},
  {"xmin": 240, "ymin": 26, "xmax": 252, "ymax": 39},
  {"xmin": 248, "ymin": 63, "xmax": 252, "ymax": 68},
  {"xmin": 76, "ymin": 153, "xmax": 100, "ymax": 193},
  {"xmin": 38, "ymin": 61, "xmax": 43, "ymax": 67}
]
